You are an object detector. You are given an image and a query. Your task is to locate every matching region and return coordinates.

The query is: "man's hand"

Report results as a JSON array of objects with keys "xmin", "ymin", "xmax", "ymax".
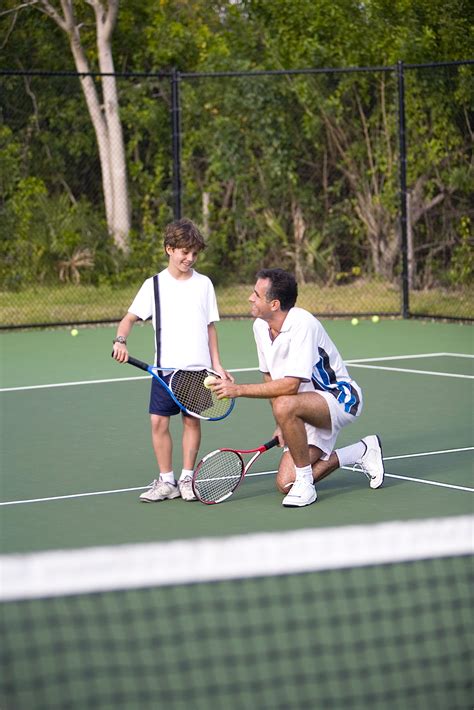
[{"xmin": 211, "ymin": 379, "xmax": 241, "ymax": 399}]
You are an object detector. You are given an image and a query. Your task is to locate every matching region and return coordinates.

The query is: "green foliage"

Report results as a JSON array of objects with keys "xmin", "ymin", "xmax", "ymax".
[
  {"xmin": 448, "ymin": 217, "xmax": 474, "ymax": 287},
  {"xmin": 0, "ymin": 0, "xmax": 472, "ymax": 307}
]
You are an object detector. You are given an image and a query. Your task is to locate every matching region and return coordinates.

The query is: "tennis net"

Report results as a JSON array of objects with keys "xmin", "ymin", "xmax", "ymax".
[{"xmin": 1, "ymin": 516, "xmax": 472, "ymax": 710}]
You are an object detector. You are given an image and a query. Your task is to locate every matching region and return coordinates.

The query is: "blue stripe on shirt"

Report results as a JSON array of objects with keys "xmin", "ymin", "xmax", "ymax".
[{"xmin": 312, "ymin": 347, "xmax": 360, "ymax": 415}]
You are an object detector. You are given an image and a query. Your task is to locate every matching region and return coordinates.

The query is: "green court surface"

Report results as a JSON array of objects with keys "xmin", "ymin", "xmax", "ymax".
[
  {"xmin": 0, "ymin": 318, "xmax": 472, "ymax": 554},
  {"xmin": 1, "ymin": 317, "xmax": 473, "ymax": 710}
]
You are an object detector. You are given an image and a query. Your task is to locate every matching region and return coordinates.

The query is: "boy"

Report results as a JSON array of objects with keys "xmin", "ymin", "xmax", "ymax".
[{"xmin": 112, "ymin": 218, "xmax": 232, "ymax": 502}]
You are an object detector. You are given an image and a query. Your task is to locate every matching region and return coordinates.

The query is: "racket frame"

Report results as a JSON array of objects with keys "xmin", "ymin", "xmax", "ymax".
[
  {"xmin": 192, "ymin": 437, "xmax": 279, "ymax": 504},
  {"xmin": 119, "ymin": 354, "xmax": 235, "ymax": 421}
]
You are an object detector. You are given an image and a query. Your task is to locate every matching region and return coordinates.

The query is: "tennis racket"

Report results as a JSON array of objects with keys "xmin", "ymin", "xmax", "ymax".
[
  {"xmin": 113, "ymin": 354, "xmax": 235, "ymax": 421},
  {"xmin": 192, "ymin": 436, "xmax": 279, "ymax": 504}
]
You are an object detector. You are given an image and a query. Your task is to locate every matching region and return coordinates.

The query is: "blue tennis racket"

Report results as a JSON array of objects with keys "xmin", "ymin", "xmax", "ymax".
[{"xmin": 115, "ymin": 354, "xmax": 235, "ymax": 421}]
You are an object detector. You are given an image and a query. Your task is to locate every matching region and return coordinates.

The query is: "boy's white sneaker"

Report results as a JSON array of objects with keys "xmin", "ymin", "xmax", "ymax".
[
  {"xmin": 178, "ymin": 476, "xmax": 197, "ymax": 502},
  {"xmin": 139, "ymin": 479, "xmax": 180, "ymax": 502},
  {"xmin": 282, "ymin": 479, "xmax": 317, "ymax": 508}
]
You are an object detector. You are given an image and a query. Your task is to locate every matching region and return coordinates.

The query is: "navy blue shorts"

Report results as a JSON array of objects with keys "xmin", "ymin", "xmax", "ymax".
[{"xmin": 148, "ymin": 375, "xmax": 191, "ymax": 417}]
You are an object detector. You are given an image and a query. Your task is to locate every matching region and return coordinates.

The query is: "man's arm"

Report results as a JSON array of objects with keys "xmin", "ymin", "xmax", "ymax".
[{"xmin": 213, "ymin": 374, "xmax": 300, "ymax": 400}]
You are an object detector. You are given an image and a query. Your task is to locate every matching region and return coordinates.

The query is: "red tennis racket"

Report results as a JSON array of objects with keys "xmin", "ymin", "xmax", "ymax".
[{"xmin": 192, "ymin": 437, "xmax": 279, "ymax": 504}]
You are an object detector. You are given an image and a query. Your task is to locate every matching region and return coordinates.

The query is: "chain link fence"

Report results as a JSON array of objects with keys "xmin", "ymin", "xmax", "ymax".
[{"xmin": 1, "ymin": 61, "xmax": 472, "ymax": 328}]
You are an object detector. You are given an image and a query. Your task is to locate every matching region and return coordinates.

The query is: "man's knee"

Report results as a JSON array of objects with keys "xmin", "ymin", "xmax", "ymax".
[
  {"xmin": 271, "ymin": 395, "xmax": 296, "ymax": 423},
  {"xmin": 275, "ymin": 450, "xmax": 296, "ymax": 494},
  {"xmin": 275, "ymin": 471, "xmax": 295, "ymax": 494}
]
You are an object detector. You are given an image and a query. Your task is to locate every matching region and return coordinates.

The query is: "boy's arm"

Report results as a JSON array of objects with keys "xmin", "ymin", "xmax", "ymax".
[
  {"xmin": 112, "ymin": 312, "xmax": 139, "ymax": 363},
  {"xmin": 207, "ymin": 323, "xmax": 234, "ymax": 381}
]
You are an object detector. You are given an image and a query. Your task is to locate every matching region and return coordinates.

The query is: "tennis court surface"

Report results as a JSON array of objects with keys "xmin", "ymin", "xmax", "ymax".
[{"xmin": 1, "ymin": 318, "xmax": 473, "ymax": 709}]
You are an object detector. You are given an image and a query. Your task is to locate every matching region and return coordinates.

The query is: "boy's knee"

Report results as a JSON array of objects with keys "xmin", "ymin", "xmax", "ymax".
[{"xmin": 150, "ymin": 414, "xmax": 169, "ymax": 434}]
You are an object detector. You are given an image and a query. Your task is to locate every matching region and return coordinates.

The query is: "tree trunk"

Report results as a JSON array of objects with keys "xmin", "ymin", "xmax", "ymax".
[
  {"xmin": 93, "ymin": 0, "xmax": 130, "ymax": 252},
  {"xmin": 38, "ymin": 0, "xmax": 130, "ymax": 252}
]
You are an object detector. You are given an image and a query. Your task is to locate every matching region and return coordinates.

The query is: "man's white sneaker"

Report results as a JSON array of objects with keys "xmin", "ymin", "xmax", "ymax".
[
  {"xmin": 178, "ymin": 476, "xmax": 197, "ymax": 502},
  {"xmin": 356, "ymin": 435, "xmax": 385, "ymax": 489},
  {"xmin": 282, "ymin": 479, "xmax": 317, "ymax": 508},
  {"xmin": 139, "ymin": 479, "xmax": 180, "ymax": 502}
]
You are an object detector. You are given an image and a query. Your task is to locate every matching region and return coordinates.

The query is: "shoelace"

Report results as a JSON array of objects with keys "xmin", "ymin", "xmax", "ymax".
[
  {"xmin": 179, "ymin": 477, "xmax": 193, "ymax": 486},
  {"xmin": 352, "ymin": 463, "xmax": 373, "ymax": 481},
  {"xmin": 147, "ymin": 479, "xmax": 176, "ymax": 490}
]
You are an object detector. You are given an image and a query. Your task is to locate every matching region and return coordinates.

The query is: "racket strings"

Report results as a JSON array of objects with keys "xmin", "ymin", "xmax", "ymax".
[
  {"xmin": 193, "ymin": 451, "xmax": 244, "ymax": 503},
  {"xmin": 171, "ymin": 370, "xmax": 231, "ymax": 419}
]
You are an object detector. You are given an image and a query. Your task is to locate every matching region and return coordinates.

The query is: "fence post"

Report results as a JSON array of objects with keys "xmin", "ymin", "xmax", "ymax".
[
  {"xmin": 397, "ymin": 60, "xmax": 410, "ymax": 318},
  {"xmin": 171, "ymin": 68, "xmax": 182, "ymax": 220}
]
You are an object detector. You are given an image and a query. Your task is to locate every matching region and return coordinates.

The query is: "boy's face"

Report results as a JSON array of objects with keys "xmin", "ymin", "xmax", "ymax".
[{"xmin": 166, "ymin": 245, "xmax": 200, "ymax": 275}]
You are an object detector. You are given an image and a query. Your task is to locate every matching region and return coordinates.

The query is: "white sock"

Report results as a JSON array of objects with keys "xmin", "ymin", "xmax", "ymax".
[
  {"xmin": 179, "ymin": 469, "xmax": 194, "ymax": 481},
  {"xmin": 335, "ymin": 441, "xmax": 366, "ymax": 467},
  {"xmin": 160, "ymin": 471, "xmax": 175, "ymax": 484},
  {"xmin": 294, "ymin": 465, "xmax": 313, "ymax": 483}
]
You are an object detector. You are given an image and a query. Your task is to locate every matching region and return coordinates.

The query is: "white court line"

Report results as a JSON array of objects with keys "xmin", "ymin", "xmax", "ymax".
[
  {"xmin": 250, "ymin": 469, "xmax": 474, "ymax": 493},
  {"xmin": 384, "ymin": 447, "xmax": 474, "ymax": 460},
  {"xmin": 2, "ymin": 446, "xmax": 472, "ymax": 506},
  {"xmin": 0, "ymin": 367, "xmax": 258, "ymax": 393},
  {"xmin": 0, "ymin": 368, "xmax": 255, "ymax": 393},
  {"xmin": 1, "ymin": 353, "xmax": 472, "ymax": 393},
  {"xmin": 347, "ymin": 352, "xmax": 474, "ymax": 363},
  {"xmin": 348, "ymin": 364, "xmax": 473, "ymax": 379},
  {"xmin": 381, "ymin": 474, "xmax": 473, "ymax": 492}
]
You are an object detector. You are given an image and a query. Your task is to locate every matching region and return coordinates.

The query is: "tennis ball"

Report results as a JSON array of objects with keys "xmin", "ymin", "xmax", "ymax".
[
  {"xmin": 203, "ymin": 375, "xmax": 218, "ymax": 389},
  {"xmin": 351, "ymin": 318, "xmax": 359, "ymax": 326},
  {"xmin": 70, "ymin": 328, "xmax": 79, "ymax": 337},
  {"xmin": 371, "ymin": 315, "xmax": 380, "ymax": 323}
]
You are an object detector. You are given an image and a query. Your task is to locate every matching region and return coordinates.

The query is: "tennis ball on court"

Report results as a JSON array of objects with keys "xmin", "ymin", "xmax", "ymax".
[
  {"xmin": 371, "ymin": 315, "xmax": 380, "ymax": 323},
  {"xmin": 351, "ymin": 318, "xmax": 359, "ymax": 326},
  {"xmin": 203, "ymin": 375, "xmax": 218, "ymax": 389},
  {"xmin": 70, "ymin": 328, "xmax": 79, "ymax": 337}
]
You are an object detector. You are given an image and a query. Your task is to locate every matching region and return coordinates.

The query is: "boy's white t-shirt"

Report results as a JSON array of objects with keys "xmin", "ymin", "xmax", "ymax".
[{"xmin": 128, "ymin": 268, "xmax": 219, "ymax": 369}]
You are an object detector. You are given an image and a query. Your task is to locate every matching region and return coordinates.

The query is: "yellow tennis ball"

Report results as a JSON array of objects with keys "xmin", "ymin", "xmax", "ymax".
[
  {"xmin": 351, "ymin": 318, "xmax": 359, "ymax": 326},
  {"xmin": 70, "ymin": 328, "xmax": 79, "ymax": 336},
  {"xmin": 203, "ymin": 375, "xmax": 218, "ymax": 389},
  {"xmin": 371, "ymin": 315, "xmax": 380, "ymax": 323}
]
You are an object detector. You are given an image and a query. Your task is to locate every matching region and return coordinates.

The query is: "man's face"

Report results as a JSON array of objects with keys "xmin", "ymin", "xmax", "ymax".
[{"xmin": 249, "ymin": 278, "xmax": 273, "ymax": 319}]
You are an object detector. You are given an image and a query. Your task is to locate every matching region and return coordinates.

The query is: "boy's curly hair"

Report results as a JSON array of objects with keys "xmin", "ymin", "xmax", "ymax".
[{"xmin": 164, "ymin": 219, "xmax": 206, "ymax": 252}]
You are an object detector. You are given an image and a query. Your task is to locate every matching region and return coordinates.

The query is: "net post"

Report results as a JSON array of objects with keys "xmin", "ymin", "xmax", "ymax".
[
  {"xmin": 171, "ymin": 67, "xmax": 182, "ymax": 220},
  {"xmin": 397, "ymin": 60, "xmax": 410, "ymax": 319}
]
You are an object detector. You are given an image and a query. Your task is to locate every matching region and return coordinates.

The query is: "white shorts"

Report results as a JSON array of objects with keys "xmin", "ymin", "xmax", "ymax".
[{"xmin": 285, "ymin": 390, "xmax": 363, "ymax": 461}]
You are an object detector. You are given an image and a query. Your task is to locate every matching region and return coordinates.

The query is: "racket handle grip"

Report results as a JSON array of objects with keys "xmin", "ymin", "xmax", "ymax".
[
  {"xmin": 110, "ymin": 352, "xmax": 150, "ymax": 372},
  {"xmin": 264, "ymin": 437, "xmax": 280, "ymax": 451},
  {"xmin": 126, "ymin": 355, "xmax": 150, "ymax": 372}
]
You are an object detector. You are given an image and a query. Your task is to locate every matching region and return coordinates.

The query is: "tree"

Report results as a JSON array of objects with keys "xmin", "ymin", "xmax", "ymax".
[{"xmin": 26, "ymin": 0, "xmax": 130, "ymax": 252}]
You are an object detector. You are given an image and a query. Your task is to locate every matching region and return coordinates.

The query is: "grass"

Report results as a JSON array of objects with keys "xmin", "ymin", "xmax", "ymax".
[{"xmin": 0, "ymin": 279, "xmax": 472, "ymax": 328}]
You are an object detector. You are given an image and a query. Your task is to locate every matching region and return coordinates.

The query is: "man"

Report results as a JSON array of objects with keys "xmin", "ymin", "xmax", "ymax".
[{"xmin": 211, "ymin": 268, "xmax": 384, "ymax": 507}]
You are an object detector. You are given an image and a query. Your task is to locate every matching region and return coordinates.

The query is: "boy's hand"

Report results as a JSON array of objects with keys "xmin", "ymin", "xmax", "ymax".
[
  {"xmin": 112, "ymin": 342, "xmax": 129, "ymax": 363},
  {"xmin": 214, "ymin": 367, "xmax": 235, "ymax": 384}
]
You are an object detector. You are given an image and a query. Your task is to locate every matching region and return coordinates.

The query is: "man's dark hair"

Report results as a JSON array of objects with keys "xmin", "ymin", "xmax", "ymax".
[{"xmin": 256, "ymin": 268, "xmax": 298, "ymax": 311}]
